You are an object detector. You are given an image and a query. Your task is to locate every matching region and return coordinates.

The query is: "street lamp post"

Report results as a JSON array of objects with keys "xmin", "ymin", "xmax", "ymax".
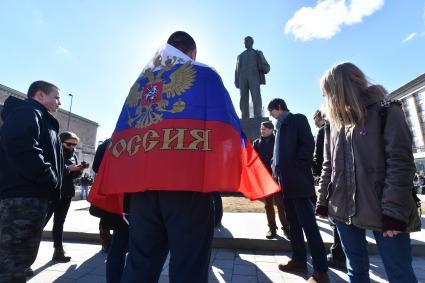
[{"xmin": 67, "ymin": 93, "xmax": 73, "ymax": 130}]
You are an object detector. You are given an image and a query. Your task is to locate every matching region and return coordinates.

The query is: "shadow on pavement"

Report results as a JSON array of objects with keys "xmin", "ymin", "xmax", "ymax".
[
  {"xmin": 32, "ymin": 261, "xmax": 57, "ymax": 278},
  {"xmin": 52, "ymin": 251, "xmax": 106, "ymax": 283},
  {"xmin": 213, "ymin": 224, "xmax": 233, "ymax": 238}
]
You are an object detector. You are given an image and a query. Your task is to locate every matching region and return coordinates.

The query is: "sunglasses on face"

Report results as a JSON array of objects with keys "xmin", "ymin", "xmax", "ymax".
[{"xmin": 64, "ymin": 142, "xmax": 78, "ymax": 147}]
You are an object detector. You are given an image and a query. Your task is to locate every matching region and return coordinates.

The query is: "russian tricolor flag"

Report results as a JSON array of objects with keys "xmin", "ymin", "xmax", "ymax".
[{"xmin": 88, "ymin": 44, "xmax": 280, "ymax": 214}]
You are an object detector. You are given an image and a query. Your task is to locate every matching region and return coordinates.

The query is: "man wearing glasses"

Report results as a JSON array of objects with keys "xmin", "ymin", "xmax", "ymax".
[{"xmin": 0, "ymin": 81, "xmax": 65, "ymax": 283}]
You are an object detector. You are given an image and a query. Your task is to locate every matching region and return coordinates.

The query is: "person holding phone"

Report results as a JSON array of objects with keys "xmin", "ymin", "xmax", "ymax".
[{"xmin": 44, "ymin": 131, "xmax": 84, "ymax": 262}]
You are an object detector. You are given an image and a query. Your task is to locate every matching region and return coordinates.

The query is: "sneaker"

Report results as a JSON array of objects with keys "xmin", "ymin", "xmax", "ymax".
[
  {"xmin": 307, "ymin": 271, "xmax": 330, "ymax": 283},
  {"xmin": 278, "ymin": 259, "xmax": 308, "ymax": 273},
  {"xmin": 327, "ymin": 253, "xmax": 346, "ymax": 271},
  {"xmin": 25, "ymin": 267, "xmax": 34, "ymax": 277},
  {"xmin": 266, "ymin": 228, "xmax": 277, "ymax": 239},
  {"xmin": 52, "ymin": 248, "xmax": 71, "ymax": 262},
  {"xmin": 282, "ymin": 224, "xmax": 290, "ymax": 240}
]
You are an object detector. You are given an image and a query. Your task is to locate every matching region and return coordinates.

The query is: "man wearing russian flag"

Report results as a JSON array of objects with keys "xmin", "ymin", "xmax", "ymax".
[{"xmin": 89, "ymin": 31, "xmax": 280, "ymax": 283}]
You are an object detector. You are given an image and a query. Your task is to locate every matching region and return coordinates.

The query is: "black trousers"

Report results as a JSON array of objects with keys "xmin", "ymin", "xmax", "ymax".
[
  {"xmin": 284, "ymin": 197, "xmax": 328, "ymax": 272},
  {"xmin": 212, "ymin": 192, "xmax": 223, "ymax": 226},
  {"xmin": 45, "ymin": 196, "xmax": 72, "ymax": 248},
  {"xmin": 121, "ymin": 191, "xmax": 214, "ymax": 283}
]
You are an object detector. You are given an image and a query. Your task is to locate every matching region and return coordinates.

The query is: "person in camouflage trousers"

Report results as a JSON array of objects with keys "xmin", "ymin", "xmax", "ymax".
[
  {"xmin": 0, "ymin": 81, "xmax": 65, "ymax": 283},
  {"xmin": 0, "ymin": 199, "xmax": 48, "ymax": 282}
]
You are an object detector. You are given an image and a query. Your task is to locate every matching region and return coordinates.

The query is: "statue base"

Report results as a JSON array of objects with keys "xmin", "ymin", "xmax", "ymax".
[{"xmin": 239, "ymin": 117, "xmax": 271, "ymax": 143}]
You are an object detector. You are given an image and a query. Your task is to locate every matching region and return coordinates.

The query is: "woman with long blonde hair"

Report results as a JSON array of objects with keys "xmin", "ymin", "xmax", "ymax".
[{"xmin": 316, "ymin": 62, "xmax": 420, "ymax": 282}]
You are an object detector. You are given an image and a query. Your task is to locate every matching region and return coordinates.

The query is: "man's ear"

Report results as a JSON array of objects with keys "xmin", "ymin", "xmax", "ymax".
[
  {"xmin": 187, "ymin": 49, "xmax": 197, "ymax": 60},
  {"xmin": 33, "ymin": 90, "xmax": 45, "ymax": 101}
]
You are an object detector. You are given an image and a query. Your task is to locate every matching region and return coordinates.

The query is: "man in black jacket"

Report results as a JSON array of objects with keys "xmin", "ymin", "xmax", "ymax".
[
  {"xmin": 253, "ymin": 121, "xmax": 289, "ymax": 239},
  {"xmin": 268, "ymin": 98, "xmax": 329, "ymax": 283},
  {"xmin": 312, "ymin": 110, "xmax": 326, "ymax": 180},
  {"xmin": 0, "ymin": 81, "xmax": 64, "ymax": 283}
]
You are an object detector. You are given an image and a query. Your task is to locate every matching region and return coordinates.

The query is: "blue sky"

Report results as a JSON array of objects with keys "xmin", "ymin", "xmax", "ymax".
[{"xmin": 1, "ymin": 0, "xmax": 424, "ymax": 143}]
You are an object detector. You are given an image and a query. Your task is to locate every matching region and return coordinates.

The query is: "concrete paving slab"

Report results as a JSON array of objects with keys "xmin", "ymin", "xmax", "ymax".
[
  {"xmin": 28, "ymin": 241, "xmax": 425, "ymax": 283},
  {"xmin": 44, "ymin": 200, "xmax": 425, "ymax": 255}
]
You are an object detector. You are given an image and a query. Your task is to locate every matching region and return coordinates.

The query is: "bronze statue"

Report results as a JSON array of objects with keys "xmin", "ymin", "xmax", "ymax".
[{"xmin": 235, "ymin": 36, "xmax": 270, "ymax": 119}]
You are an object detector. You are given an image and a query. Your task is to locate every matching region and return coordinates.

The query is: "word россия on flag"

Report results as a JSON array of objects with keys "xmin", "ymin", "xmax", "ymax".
[{"xmin": 88, "ymin": 43, "xmax": 280, "ymax": 214}]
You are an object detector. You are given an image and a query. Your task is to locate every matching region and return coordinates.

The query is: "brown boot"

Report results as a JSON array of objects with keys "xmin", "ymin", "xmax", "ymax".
[
  {"xmin": 307, "ymin": 271, "xmax": 330, "ymax": 283},
  {"xmin": 52, "ymin": 247, "xmax": 71, "ymax": 262},
  {"xmin": 278, "ymin": 259, "xmax": 308, "ymax": 273}
]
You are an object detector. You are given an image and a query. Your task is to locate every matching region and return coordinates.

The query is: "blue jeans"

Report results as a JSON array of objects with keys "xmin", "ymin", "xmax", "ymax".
[
  {"xmin": 106, "ymin": 227, "xmax": 129, "ymax": 283},
  {"xmin": 284, "ymin": 197, "xmax": 328, "ymax": 272},
  {"xmin": 335, "ymin": 221, "xmax": 417, "ymax": 283},
  {"xmin": 81, "ymin": 185, "xmax": 89, "ymax": 200}
]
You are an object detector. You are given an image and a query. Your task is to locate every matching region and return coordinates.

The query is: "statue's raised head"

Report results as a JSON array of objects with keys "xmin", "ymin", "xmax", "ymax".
[{"xmin": 244, "ymin": 36, "xmax": 254, "ymax": 49}]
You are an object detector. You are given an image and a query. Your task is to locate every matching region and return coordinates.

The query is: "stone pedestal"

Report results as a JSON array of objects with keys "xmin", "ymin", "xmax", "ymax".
[{"xmin": 239, "ymin": 117, "xmax": 270, "ymax": 143}]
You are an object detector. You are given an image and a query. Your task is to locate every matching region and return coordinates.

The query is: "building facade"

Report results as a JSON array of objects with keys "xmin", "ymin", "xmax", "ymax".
[
  {"xmin": 0, "ymin": 83, "xmax": 99, "ymax": 171},
  {"xmin": 389, "ymin": 73, "xmax": 425, "ymax": 172}
]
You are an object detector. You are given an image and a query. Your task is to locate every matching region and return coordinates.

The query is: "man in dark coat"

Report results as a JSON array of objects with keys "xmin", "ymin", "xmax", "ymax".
[
  {"xmin": 253, "ymin": 121, "xmax": 289, "ymax": 239},
  {"xmin": 268, "ymin": 98, "xmax": 329, "ymax": 283},
  {"xmin": 0, "ymin": 81, "xmax": 64, "ymax": 282},
  {"xmin": 312, "ymin": 110, "xmax": 326, "ymax": 179}
]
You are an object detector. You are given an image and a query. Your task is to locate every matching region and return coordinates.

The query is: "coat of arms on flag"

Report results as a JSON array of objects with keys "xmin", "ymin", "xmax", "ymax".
[{"xmin": 126, "ymin": 57, "xmax": 195, "ymax": 129}]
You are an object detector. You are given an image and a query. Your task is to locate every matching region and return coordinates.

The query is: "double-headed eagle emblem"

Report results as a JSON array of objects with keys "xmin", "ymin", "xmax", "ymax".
[{"xmin": 125, "ymin": 55, "xmax": 196, "ymax": 128}]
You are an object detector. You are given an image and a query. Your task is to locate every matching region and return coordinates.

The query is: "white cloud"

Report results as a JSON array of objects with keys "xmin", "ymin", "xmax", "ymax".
[
  {"xmin": 402, "ymin": 32, "xmax": 417, "ymax": 43},
  {"xmin": 57, "ymin": 46, "xmax": 69, "ymax": 54},
  {"xmin": 285, "ymin": 0, "xmax": 384, "ymax": 41}
]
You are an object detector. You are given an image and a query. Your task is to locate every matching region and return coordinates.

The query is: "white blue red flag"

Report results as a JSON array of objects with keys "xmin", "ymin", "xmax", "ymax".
[{"xmin": 88, "ymin": 43, "xmax": 280, "ymax": 214}]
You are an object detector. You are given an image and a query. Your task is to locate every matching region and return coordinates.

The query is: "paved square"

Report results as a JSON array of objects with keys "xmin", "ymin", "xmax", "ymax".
[{"xmin": 27, "ymin": 241, "xmax": 425, "ymax": 282}]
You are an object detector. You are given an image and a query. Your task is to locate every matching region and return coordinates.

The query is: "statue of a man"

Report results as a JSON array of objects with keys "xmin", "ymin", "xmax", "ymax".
[{"xmin": 235, "ymin": 36, "xmax": 270, "ymax": 119}]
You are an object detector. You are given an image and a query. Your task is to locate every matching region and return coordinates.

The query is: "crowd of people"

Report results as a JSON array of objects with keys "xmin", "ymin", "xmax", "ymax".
[{"xmin": 0, "ymin": 31, "xmax": 421, "ymax": 283}]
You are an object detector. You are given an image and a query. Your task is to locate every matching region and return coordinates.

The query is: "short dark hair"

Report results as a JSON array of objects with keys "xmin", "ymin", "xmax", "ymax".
[
  {"xmin": 167, "ymin": 31, "xmax": 196, "ymax": 54},
  {"xmin": 267, "ymin": 98, "xmax": 289, "ymax": 112},
  {"xmin": 261, "ymin": 121, "xmax": 274, "ymax": 130},
  {"xmin": 27, "ymin": 81, "xmax": 58, "ymax": 99}
]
